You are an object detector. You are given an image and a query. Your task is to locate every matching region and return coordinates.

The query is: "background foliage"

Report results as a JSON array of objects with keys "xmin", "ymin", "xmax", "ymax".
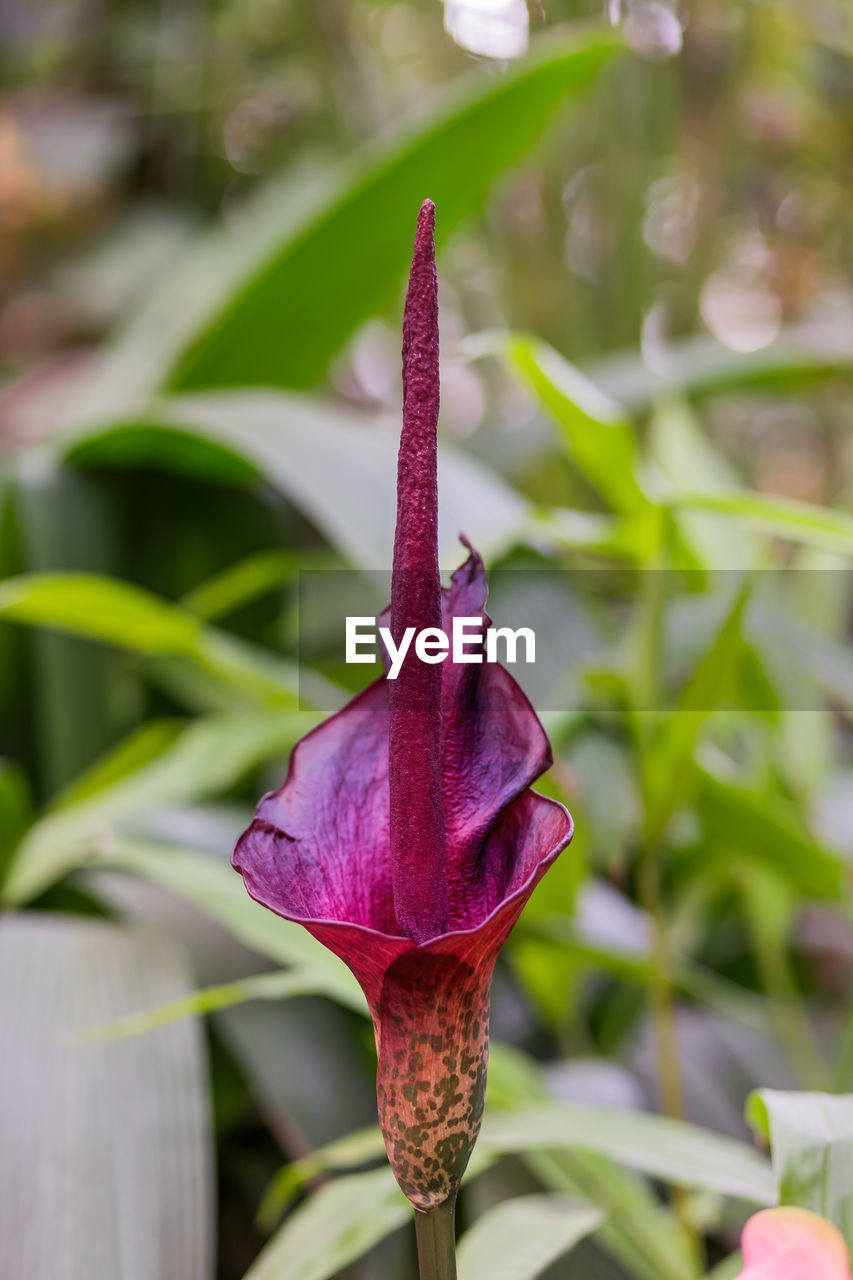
[{"xmin": 2, "ymin": 0, "xmax": 853, "ymax": 1277}]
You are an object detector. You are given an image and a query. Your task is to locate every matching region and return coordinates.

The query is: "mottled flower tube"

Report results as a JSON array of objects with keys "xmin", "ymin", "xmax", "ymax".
[{"xmin": 232, "ymin": 200, "xmax": 573, "ymax": 1211}]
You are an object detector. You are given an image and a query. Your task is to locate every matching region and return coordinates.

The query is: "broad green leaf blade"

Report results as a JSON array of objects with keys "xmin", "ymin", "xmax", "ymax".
[
  {"xmin": 65, "ymin": 394, "xmax": 529, "ymax": 570},
  {"xmin": 1, "ymin": 711, "xmax": 314, "ymax": 905},
  {"xmin": 457, "ymin": 1196, "xmax": 603, "ymax": 1280},
  {"xmin": 0, "ymin": 914, "xmax": 213, "ymax": 1279},
  {"xmin": 506, "ymin": 335, "xmax": 649, "ymax": 515},
  {"xmin": 242, "ymin": 1167, "xmax": 409, "ymax": 1280},
  {"xmin": 163, "ymin": 31, "xmax": 619, "ymax": 393},
  {"xmin": 747, "ymin": 1090, "xmax": 853, "ymax": 1245},
  {"xmin": 480, "ymin": 1102, "xmax": 776, "ymax": 1203},
  {"xmin": 101, "ymin": 838, "xmax": 365, "ymax": 1012}
]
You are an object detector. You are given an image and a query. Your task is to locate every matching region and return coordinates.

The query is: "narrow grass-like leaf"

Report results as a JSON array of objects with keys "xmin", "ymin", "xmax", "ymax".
[
  {"xmin": 180, "ymin": 549, "xmax": 337, "ymax": 623},
  {"xmin": 480, "ymin": 1102, "xmax": 776, "ymax": 1203},
  {"xmin": 665, "ymin": 492, "xmax": 853, "ymax": 558},
  {"xmin": 642, "ymin": 577, "xmax": 751, "ymax": 843},
  {"xmin": 586, "ymin": 327, "xmax": 853, "ymax": 410},
  {"xmin": 506, "ymin": 335, "xmax": 649, "ymax": 514},
  {"xmin": 0, "ymin": 572, "xmax": 202, "ymax": 653},
  {"xmin": 526, "ymin": 1149, "xmax": 697, "ymax": 1280},
  {"xmin": 78, "ymin": 969, "xmax": 317, "ymax": 1040}
]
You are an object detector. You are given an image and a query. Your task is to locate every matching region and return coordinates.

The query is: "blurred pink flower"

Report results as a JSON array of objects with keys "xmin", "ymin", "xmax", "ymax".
[{"xmin": 735, "ymin": 1207, "xmax": 851, "ymax": 1279}]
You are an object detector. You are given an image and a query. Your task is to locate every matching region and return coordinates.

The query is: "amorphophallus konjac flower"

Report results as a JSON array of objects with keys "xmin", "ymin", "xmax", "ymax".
[
  {"xmin": 735, "ymin": 1208, "xmax": 852, "ymax": 1280},
  {"xmin": 232, "ymin": 199, "xmax": 573, "ymax": 1276}
]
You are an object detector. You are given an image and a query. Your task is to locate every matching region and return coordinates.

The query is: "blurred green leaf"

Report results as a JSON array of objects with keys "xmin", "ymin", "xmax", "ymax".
[
  {"xmin": 242, "ymin": 1167, "xmax": 408, "ymax": 1280},
  {"xmin": 665, "ymin": 492, "xmax": 853, "ymax": 558},
  {"xmin": 159, "ymin": 31, "xmax": 620, "ymax": 393},
  {"xmin": 525, "ymin": 507, "xmax": 662, "ymax": 562},
  {"xmin": 526, "ymin": 1149, "xmax": 697, "ymax": 1280},
  {"xmin": 587, "ymin": 327, "xmax": 853, "ymax": 410},
  {"xmin": 78, "ymin": 969, "xmax": 323, "ymax": 1040},
  {"xmin": 180, "ymin": 549, "xmax": 337, "ymax": 623},
  {"xmin": 505, "ymin": 335, "xmax": 650, "ymax": 514},
  {"xmin": 642, "ymin": 577, "xmax": 751, "ymax": 842},
  {"xmin": 480, "ymin": 1102, "xmax": 775, "ymax": 1202},
  {"xmin": 1, "ymin": 711, "xmax": 315, "ymax": 905},
  {"xmin": 0, "ymin": 570, "xmax": 305, "ymax": 707},
  {"xmin": 735, "ymin": 862, "xmax": 829, "ymax": 1090},
  {"xmin": 55, "ymin": 720, "xmax": 184, "ymax": 808},
  {"xmin": 747, "ymin": 1089, "xmax": 853, "ymax": 1245},
  {"xmin": 0, "ymin": 757, "xmax": 31, "ymax": 876},
  {"xmin": 524, "ymin": 915, "xmax": 774, "ymax": 1034},
  {"xmin": 65, "ymin": 395, "xmax": 529, "ymax": 569},
  {"xmin": 258, "ymin": 1125, "xmax": 386, "ymax": 1228},
  {"xmin": 695, "ymin": 764, "xmax": 846, "ymax": 900},
  {"xmin": 649, "ymin": 399, "xmax": 754, "ymax": 572},
  {"xmin": 0, "ymin": 571, "xmax": 202, "ymax": 653},
  {"xmin": 99, "ymin": 837, "xmax": 365, "ymax": 1012},
  {"xmin": 457, "ymin": 1195, "xmax": 603, "ymax": 1280}
]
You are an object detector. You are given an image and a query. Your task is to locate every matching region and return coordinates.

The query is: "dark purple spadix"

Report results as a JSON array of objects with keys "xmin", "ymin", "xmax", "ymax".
[
  {"xmin": 390, "ymin": 198, "xmax": 449, "ymax": 941},
  {"xmin": 232, "ymin": 200, "xmax": 574, "ymax": 1211}
]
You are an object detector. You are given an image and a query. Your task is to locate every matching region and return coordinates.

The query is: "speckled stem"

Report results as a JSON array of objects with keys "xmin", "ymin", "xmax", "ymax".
[{"xmin": 414, "ymin": 1197, "xmax": 457, "ymax": 1280}]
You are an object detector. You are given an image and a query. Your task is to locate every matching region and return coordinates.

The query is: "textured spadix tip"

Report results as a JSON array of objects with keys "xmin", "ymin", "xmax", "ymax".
[{"xmin": 417, "ymin": 197, "xmax": 435, "ymax": 232}]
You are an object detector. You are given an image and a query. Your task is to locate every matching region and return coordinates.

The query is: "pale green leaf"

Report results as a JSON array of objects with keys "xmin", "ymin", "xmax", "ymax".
[
  {"xmin": 747, "ymin": 1089, "xmax": 853, "ymax": 1243},
  {"xmin": 457, "ymin": 1195, "xmax": 603, "ymax": 1280},
  {"xmin": 242, "ymin": 1167, "xmax": 408, "ymax": 1280},
  {"xmin": 480, "ymin": 1102, "xmax": 776, "ymax": 1203}
]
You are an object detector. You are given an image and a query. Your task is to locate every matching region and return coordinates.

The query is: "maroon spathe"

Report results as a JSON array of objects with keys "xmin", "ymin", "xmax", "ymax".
[{"xmin": 232, "ymin": 200, "xmax": 573, "ymax": 1210}]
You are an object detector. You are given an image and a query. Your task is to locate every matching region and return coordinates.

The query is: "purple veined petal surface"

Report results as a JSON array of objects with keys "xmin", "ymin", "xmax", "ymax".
[
  {"xmin": 232, "ymin": 547, "xmax": 573, "ymax": 1205},
  {"xmin": 234, "ymin": 551, "xmax": 568, "ymax": 948}
]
